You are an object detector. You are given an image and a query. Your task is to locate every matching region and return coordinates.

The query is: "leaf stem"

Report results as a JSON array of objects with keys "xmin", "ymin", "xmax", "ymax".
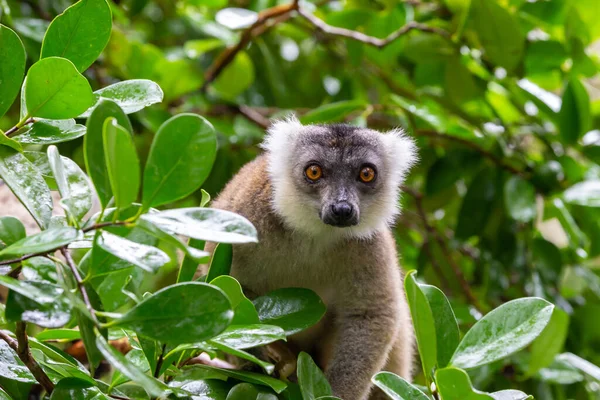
[
  {"xmin": 0, "ymin": 324, "xmax": 55, "ymax": 394},
  {"xmin": 154, "ymin": 343, "xmax": 167, "ymax": 378},
  {"xmin": 4, "ymin": 116, "xmax": 35, "ymax": 137}
]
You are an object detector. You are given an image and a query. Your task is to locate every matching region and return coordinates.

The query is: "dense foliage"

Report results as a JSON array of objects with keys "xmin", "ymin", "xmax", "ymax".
[{"xmin": 0, "ymin": 0, "xmax": 599, "ymax": 399}]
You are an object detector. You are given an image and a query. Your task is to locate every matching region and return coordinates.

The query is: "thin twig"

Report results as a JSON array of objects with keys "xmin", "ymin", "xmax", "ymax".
[
  {"xmin": 415, "ymin": 129, "xmax": 525, "ymax": 176},
  {"xmin": 0, "ymin": 325, "xmax": 55, "ymax": 394},
  {"xmin": 202, "ymin": 0, "xmax": 300, "ymax": 90},
  {"xmin": 297, "ymin": 8, "xmax": 449, "ymax": 48},
  {"xmin": 60, "ymin": 248, "xmax": 99, "ymax": 325},
  {"xmin": 403, "ymin": 186, "xmax": 484, "ymax": 313}
]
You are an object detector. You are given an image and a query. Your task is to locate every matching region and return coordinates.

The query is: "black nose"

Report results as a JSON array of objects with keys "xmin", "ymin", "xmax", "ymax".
[{"xmin": 331, "ymin": 202, "xmax": 353, "ymax": 219}]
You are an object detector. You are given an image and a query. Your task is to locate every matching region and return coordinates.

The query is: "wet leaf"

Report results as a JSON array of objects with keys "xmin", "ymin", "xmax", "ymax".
[
  {"xmin": 563, "ymin": 180, "xmax": 600, "ymax": 207},
  {"xmin": 451, "ymin": 298, "xmax": 554, "ymax": 369},
  {"xmin": 253, "ymin": 288, "xmax": 326, "ymax": 336},
  {"xmin": 79, "ymin": 79, "xmax": 163, "ymax": 118},
  {"xmin": 0, "ymin": 340, "xmax": 36, "ymax": 383},
  {"xmin": 140, "ymin": 208, "xmax": 257, "ymax": 244},
  {"xmin": 436, "ymin": 367, "xmax": 494, "ymax": 399},
  {"xmin": 0, "ymin": 217, "xmax": 26, "ymax": 247},
  {"xmin": 298, "ymin": 352, "xmax": 331, "ymax": 400},
  {"xmin": 371, "ymin": 372, "xmax": 429, "ymax": 400},
  {"xmin": 96, "ymin": 231, "xmax": 170, "ymax": 273},
  {"xmin": 112, "ymin": 282, "xmax": 233, "ymax": 344},
  {"xmin": 13, "ymin": 119, "xmax": 86, "ymax": 145},
  {"xmin": 0, "ymin": 227, "xmax": 80, "ymax": 257},
  {"xmin": 0, "ymin": 147, "xmax": 53, "ymax": 229}
]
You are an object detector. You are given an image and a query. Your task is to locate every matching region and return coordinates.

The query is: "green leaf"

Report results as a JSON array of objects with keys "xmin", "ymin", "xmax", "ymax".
[
  {"xmin": 563, "ymin": 180, "xmax": 600, "ymax": 207},
  {"xmin": 211, "ymin": 341, "xmax": 275, "ymax": 374},
  {"xmin": 25, "ymin": 57, "xmax": 94, "ymax": 119},
  {"xmin": 211, "ymin": 324, "xmax": 286, "ymax": 350},
  {"xmin": 84, "ymin": 100, "xmax": 132, "ymax": 208},
  {"xmin": 213, "ymin": 51, "xmax": 254, "ymax": 100},
  {"xmin": 1, "ymin": 277, "xmax": 71, "ymax": 327},
  {"xmin": 227, "ymin": 383, "xmax": 259, "ymax": 399},
  {"xmin": 0, "ymin": 133, "xmax": 22, "ymax": 152},
  {"xmin": 490, "ymin": 390, "xmax": 532, "ymax": 400},
  {"xmin": 0, "ymin": 24, "xmax": 26, "ymax": 118},
  {"xmin": 95, "ymin": 333, "xmax": 171, "ymax": 398},
  {"xmin": 13, "ymin": 119, "xmax": 86, "ymax": 145},
  {"xmin": 404, "ymin": 271, "xmax": 437, "ymax": 381},
  {"xmin": 0, "ymin": 340, "xmax": 36, "ymax": 383},
  {"xmin": 96, "ymin": 231, "xmax": 170, "ymax": 273},
  {"xmin": 210, "ymin": 276, "xmax": 260, "ymax": 325},
  {"xmin": 49, "ymin": 378, "xmax": 110, "ymax": 400},
  {"xmin": 0, "ymin": 227, "xmax": 80, "ymax": 257},
  {"xmin": 421, "ymin": 283, "xmax": 460, "ymax": 368},
  {"xmin": 0, "ymin": 217, "xmax": 26, "ymax": 247},
  {"xmin": 137, "ymin": 218, "xmax": 210, "ymax": 263},
  {"xmin": 504, "ymin": 176, "xmax": 536, "ymax": 223},
  {"xmin": 182, "ymin": 365, "xmax": 287, "ymax": 393},
  {"xmin": 297, "ymin": 352, "xmax": 331, "ymax": 400},
  {"xmin": 557, "ymin": 352, "xmax": 600, "ymax": 381},
  {"xmin": 142, "ymin": 113, "xmax": 217, "ymax": 209},
  {"xmin": 558, "ymin": 78, "xmax": 591, "ymax": 145},
  {"xmin": 207, "ymin": 243, "xmax": 233, "ymax": 282},
  {"xmin": 112, "ymin": 282, "xmax": 233, "ymax": 344},
  {"xmin": 300, "ymin": 101, "xmax": 365, "ymax": 124},
  {"xmin": 450, "ymin": 298, "xmax": 554, "ymax": 369},
  {"xmin": 36, "ymin": 329, "xmax": 81, "ymax": 341},
  {"xmin": 168, "ymin": 367, "xmax": 230, "ymax": 399},
  {"xmin": 47, "ymin": 146, "xmax": 92, "ymax": 224},
  {"xmin": 140, "ymin": 208, "xmax": 258, "ymax": 244},
  {"xmin": 469, "ymin": 0, "xmax": 524, "ymax": 72},
  {"xmin": 40, "ymin": 0, "xmax": 112, "ymax": 72},
  {"xmin": 253, "ymin": 288, "xmax": 326, "ymax": 336},
  {"xmin": 102, "ymin": 117, "xmax": 140, "ymax": 209},
  {"xmin": 435, "ymin": 367, "xmax": 494, "ymax": 400},
  {"xmin": 79, "ymin": 79, "xmax": 164, "ymax": 118},
  {"xmin": 526, "ymin": 308, "xmax": 569, "ymax": 377},
  {"xmin": 0, "ymin": 147, "xmax": 53, "ymax": 229},
  {"xmin": 371, "ymin": 372, "xmax": 429, "ymax": 400}
]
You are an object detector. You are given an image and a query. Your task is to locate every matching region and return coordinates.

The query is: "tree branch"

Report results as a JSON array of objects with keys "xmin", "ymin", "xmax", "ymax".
[
  {"xmin": 415, "ymin": 129, "xmax": 526, "ymax": 176},
  {"xmin": 202, "ymin": 0, "xmax": 300, "ymax": 91},
  {"xmin": 154, "ymin": 343, "xmax": 167, "ymax": 378},
  {"xmin": 60, "ymin": 248, "xmax": 100, "ymax": 325},
  {"xmin": 297, "ymin": 8, "xmax": 449, "ymax": 48},
  {"xmin": 0, "ymin": 324, "xmax": 55, "ymax": 394},
  {"xmin": 403, "ymin": 186, "xmax": 485, "ymax": 313}
]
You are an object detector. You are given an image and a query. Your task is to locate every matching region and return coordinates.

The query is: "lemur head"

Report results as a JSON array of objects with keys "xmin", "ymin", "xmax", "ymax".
[{"xmin": 262, "ymin": 116, "xmax": 417, "ymax": 240}]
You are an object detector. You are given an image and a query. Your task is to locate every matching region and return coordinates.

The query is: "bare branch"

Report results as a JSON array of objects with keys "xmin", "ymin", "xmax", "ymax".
[
  {"xmin": 297, "ymin": 8, "xmax": 449, "ymax": 48},
  {"xmin": 202, "ymin": 0, "xmax": 300, "ymax": 90},
  {"xmin": 0, "ymin": 324, "xmax": 55, "ymax": 394}
]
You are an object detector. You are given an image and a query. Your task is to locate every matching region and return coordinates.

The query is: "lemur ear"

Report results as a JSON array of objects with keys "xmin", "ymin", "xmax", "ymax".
[
  {"xmin": 261, "ymin": 114, "xmax": 303, "ymax": 154},
  {"xmin": 380, "ymin": 128, "xmax": 418, "ymax": 184}
]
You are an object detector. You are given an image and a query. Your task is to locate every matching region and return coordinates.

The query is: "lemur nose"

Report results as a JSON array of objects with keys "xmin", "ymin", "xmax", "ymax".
[{"xmin": 331, "ymin": 202, "xmax": 353, "ymax": 219}]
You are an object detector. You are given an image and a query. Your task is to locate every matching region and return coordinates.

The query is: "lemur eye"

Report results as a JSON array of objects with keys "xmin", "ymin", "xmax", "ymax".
[
  {"xmin": 305, "ymin": 164, "xmax": 322, "ymax": 181},
  {"xmin": 359, "ymin": 166, "xmax": 376, "ymax": 183}
]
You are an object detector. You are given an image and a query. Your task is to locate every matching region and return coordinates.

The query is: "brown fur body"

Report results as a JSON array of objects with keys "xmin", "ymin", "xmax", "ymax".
[{"xmin": 203, "ymin": 155, "xmax": 414, "ymax": 400}]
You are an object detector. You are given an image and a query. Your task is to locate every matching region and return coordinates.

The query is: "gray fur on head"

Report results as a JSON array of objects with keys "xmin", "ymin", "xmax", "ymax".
[{"xmin": 261, "ymin": 115, "xmax": 418, "ymax": 239}]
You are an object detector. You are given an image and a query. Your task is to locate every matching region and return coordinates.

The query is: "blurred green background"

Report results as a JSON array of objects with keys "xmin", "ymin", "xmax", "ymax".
[{"xmin": 1, "ymin": 0, "xmax": 600, "ymax": 398}]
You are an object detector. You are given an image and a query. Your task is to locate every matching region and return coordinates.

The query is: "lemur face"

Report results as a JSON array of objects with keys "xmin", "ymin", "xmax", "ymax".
[{"xmin": 263, "ymin": 117, "xmax": 417, "ymax": 239}]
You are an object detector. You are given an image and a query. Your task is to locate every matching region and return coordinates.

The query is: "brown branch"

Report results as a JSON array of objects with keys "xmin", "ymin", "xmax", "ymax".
[
  {"xmin": 0, "ymin": 324, "xmax": 55, "ymax": 394},
  {"xmin": 202, "ymin": 0, "xmax": 300, "ymax": 90},
  {"xmin": 403, "ymin": 186, "xmax": 484, "ymax": 313},
  {"xmin": 297, "ymin": 8, "xmax": 449, "ymax": 48},
  {"xmin": 60, "ymin": 248, "xmax": 99, "ymax": 325},
  {"xmin": 82, "ymin": 221, "xmax": 127, "ymax": 233},
  {"xmin": 415, "ymin": 129, "xmax": 526, "ymax": 176}
]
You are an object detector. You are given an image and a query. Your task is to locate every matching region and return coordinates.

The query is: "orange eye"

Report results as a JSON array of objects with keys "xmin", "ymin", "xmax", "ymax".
[
  {"xmin": 305, "ymin": 164, "xmax": 322, "ymax": 181},
  {"xmin": 359, "ymin": 166, "xmax": 376, "ymax": 183}
]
